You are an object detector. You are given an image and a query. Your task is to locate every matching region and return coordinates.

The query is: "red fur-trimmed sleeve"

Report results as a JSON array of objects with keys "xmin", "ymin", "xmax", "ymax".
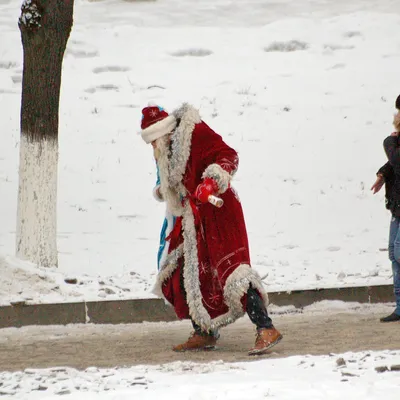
[{"xmin": 195, "ymin": 122, "xmax": 238, "ymax": 194}]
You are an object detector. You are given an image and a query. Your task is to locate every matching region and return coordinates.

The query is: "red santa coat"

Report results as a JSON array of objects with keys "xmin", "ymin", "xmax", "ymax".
[{"xmin": 152, "ymin": 104, "xmax": 268, "ymax": 332}]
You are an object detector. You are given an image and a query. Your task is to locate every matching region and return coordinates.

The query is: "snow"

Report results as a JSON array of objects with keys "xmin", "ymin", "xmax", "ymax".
[
  {"xmin": 0, "ymin": 350, "xmax": 399, "ymax": 399},
  {"xmin": 0, "ymin": 302, "xmax": 398, "ymax": 398},
  {"xmin": 18, "ymin": 0, "xmax": 41, "ymax": 28},
  {"xmin": 0, "ymin": 254, "xmax": 155, "ymax": 305},
  {"xmin": 1, "ymin": 0, "xmax": 400, "ymax": 304}
]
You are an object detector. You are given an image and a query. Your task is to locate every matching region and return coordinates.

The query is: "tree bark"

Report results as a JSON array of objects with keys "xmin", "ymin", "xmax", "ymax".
[{"xmin": 16, "ymin": 0, "xmax": 74, "ymax": 267}]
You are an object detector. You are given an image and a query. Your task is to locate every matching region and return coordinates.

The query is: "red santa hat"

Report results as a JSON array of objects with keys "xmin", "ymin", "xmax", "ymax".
[{"xmin": 140, "ymin": 102, "xmax": 177, "ymax": 144}]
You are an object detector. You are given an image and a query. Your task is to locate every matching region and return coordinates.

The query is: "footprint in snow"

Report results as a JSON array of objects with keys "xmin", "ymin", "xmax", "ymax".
[
  {"xmin": 0, "ymin": 61, "xmax": 18, "ymax": 69},
  {"xmin": 85, "ymin": 84, "xmax": 119, "ymax": 93},
  {"xmin": 323, "ymin": 44, "xmax": 355, "ymax": 51},
  {"xmin": 170, "ymin": 48, "xmax": 213, "ymax": 57},
  {"xmin": 327, "ymin": 246, "xmax": 341, "ymax": 252},
  {"xmin": 0, "ymin": 89, "xmax": 18, "ymax": 94},
  {"xmin": 66, "ymin": 48, "xmax": 99, "ymax": 58},
  {"xmin": 117, "ymin": 214, "xmax": 141, "ymax": 220},
  {"xmin": 328, "ymin": 63, "xmax": 346, "ymax": 70},
  {"xmin": 343, "ymin": 31, "xmax": 362, "ymax": 38},
  {"xmin": 11, "ymin": 75, "xmax": 22, "ymax": 83},
  {"xmin": 92, "ymin": 65, "xmax": 131, "ymax": 74},
  {"xmin": 283, "ymin": 244, "xmax": 298, "ymax": 250},
  {"xmin": 264, "ymin": 40, "xmax": 309, "ymax": 53}
]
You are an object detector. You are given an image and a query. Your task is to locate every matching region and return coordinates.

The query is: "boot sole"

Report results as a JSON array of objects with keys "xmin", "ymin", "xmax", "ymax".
[{"xmin": 248, "ymin": 335, "xmax": 283, "ymax": 356}]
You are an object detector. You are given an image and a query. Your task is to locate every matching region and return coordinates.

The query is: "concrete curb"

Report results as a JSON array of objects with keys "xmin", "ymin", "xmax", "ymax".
[{"xmin": 0, "ymin": 284, "xmax": 394, "ymax": 328}]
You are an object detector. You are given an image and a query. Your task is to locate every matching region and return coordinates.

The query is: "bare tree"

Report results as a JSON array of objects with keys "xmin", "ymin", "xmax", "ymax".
[{"xmin": 16, "ymin": 0, "xmax": 74, "ymax": 267}]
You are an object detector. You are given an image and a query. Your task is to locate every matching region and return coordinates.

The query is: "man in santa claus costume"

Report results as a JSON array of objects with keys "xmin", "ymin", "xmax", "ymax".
[{"xmin": 141, "ymin": 103, "xmax": 282, "ymax": 355}]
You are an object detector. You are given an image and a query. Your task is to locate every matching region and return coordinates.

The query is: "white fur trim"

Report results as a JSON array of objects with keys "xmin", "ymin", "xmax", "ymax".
[
  {"xmin": 154, "ymin": 103, "xmax": 201, "ymax": 217},
  {"xmin": 152, "ymin": 243, "xmax": 184, "ymax": 299},
  {"xmin": 150, "ymin": 198, "xmax": 212, "ymax": 329},
  {"xmin": 156, "ymin": 135, "xmax": 184, "ymax": 216},
  {"xmin": 181, "ymin": 199, "xmax": 212, "ymax": 331},
  {"xmin": 202, "ymin": 163, "xmax": 232, "ymax": 194},
  {"xmin": 141, "ymin": 115, "xmax": 177, "ymax": 144},
  {"xmin": 152, "ymin": 185, "xmax": 164, "ymax": 202},
  {"xmin": 154, "ymin": 103, "xmax": 211, "ymax": 329},
  {"xmin": 210, "ymin": 264, "xmax": 269, "ymax": 330},
  {"xmin": 168, "ymin": 104, "xmax": 201, "ymax": 187}
]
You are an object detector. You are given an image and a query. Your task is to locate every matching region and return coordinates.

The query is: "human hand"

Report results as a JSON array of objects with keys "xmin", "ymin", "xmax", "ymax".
[
  {"xmin": 371, "ymin": 174, "xmax": 385, "ymax": 194},
  {"xmin": 195, "ymin": 178, "xmax": 218, "ymax": 203}
]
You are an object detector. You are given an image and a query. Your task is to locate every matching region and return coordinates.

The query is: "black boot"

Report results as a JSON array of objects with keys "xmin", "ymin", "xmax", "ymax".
[
  {"xmin": 191, "ymin": 320, "xmax": 220, "ymax": 339},
  {"xmin": 380, "ymin": 312, "xmax": 400, "ymax": 323},
  {"xmin": 246, "ymin": 286, "xmax": 273, "ymax": 329}
]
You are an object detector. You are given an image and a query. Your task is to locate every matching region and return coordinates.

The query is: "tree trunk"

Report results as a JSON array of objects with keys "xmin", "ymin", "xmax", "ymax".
[{"xmin": 16, "ymin": 0, "xmax": 74, "ymax": 267}]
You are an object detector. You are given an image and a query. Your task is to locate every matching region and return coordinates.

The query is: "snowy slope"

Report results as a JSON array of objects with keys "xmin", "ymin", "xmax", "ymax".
[{"xmin": 1, "ymin": 0, "xmax": 400, "ymax": 304}]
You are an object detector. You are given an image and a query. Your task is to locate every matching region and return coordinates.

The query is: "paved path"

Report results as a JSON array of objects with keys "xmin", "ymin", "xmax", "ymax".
[{"xmin": 0, "ymin": 307, "xmax": 399, "ymax": 372}]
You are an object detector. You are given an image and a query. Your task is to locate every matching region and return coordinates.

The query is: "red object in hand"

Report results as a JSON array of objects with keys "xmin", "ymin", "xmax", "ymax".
[{"xmin": 195, "ymin": 178, "xmax": 219, "ymax": 203}]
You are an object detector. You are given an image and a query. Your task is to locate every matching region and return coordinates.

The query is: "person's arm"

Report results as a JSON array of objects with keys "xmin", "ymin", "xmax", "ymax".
[
  {"xmin": 194, "ymin": 123, "xmax": 238, "ymax": 202},
  {"xmin": 377, "ymin": 161, "xmax": 392, "ymax": 179},
  {"xmin": 371, "ymin": 136, "xmax": 397, "ymax": 194},
  {"xmin": 384, "ymin": 133, "xmax": 400, "ymax": 165}
]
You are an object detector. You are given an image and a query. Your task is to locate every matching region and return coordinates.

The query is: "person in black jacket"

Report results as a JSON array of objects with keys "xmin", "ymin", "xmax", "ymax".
[{"xmin": 372, "ymin": 95, "xmax": 400, "ymax": 322}]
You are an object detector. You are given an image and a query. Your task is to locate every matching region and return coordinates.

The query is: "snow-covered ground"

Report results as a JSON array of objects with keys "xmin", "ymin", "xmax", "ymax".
[
  {"xmin": 0, "ymin": 351, "xmax": 399, "ymax": 399},
  {"xmin": 1, "ymin": 0, "xmax": 400, "ymax": 304},
  {"xmin": 0, "ymin": 302, "xmax": 398, "ymax": 399}
]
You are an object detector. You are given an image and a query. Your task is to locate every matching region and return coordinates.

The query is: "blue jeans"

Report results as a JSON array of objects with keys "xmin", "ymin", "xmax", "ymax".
[{"xmin": 388, "ymin": 216, "xmax": 400, "ymax": 315}]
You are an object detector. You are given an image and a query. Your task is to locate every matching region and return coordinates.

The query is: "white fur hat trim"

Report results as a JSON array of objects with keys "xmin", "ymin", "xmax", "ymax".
[{"xmin": 141, "ymin": 115, "xmax": 177, "ymax": 144}]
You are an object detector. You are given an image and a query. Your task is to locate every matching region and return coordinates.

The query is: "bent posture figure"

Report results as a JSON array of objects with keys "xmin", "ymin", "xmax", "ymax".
[{"xmin": 141, "ymin": 103, "xmax": 282, "ymax": 354}]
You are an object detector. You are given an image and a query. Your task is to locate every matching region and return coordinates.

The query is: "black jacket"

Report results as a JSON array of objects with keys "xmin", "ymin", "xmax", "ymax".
[{"xmin": 378, "ymin": 136, "xmax": 400, "ymax": 215}]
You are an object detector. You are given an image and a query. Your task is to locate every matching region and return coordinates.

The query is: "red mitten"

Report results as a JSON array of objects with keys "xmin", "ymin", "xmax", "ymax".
[{"xmin": 195, "ymin": 178, "xmax": 219, "ymax": 203}]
